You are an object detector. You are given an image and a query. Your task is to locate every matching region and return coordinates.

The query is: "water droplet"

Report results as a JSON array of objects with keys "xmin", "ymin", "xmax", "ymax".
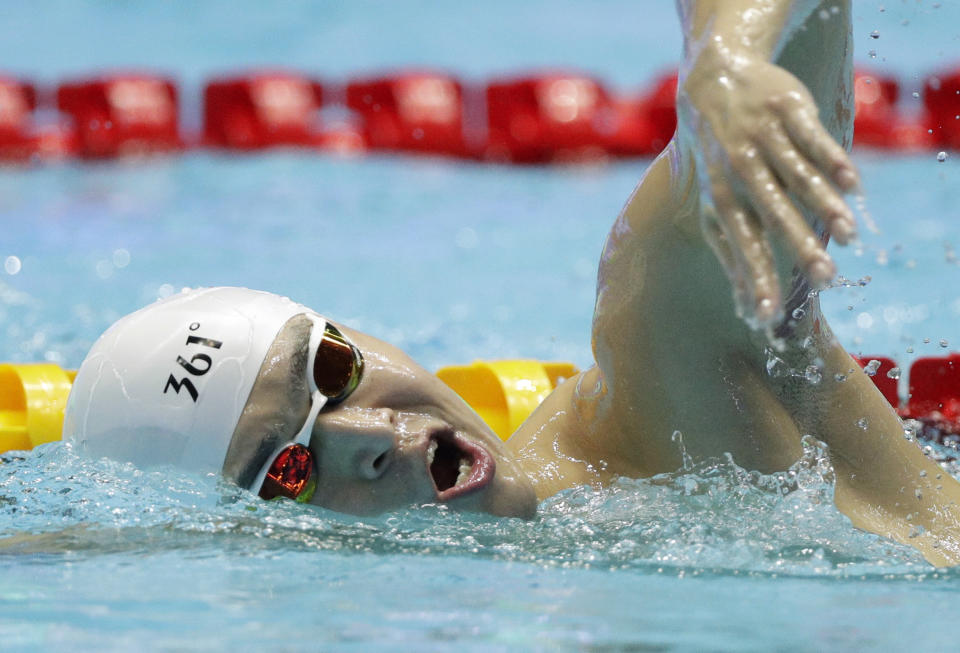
[
  {"xmin": 919, "ymin": 470, "xmax": 927, "ymax": 478},
  {"xmin": 915, "ymin": 488, "xmax": 923, "ymax": 500},
  {"xmin": 95, "ymin": 260, "xmax": 113, "ymax": 279},
  {"xmin": 792, "ymin": 307, "xmax": 806, "ymax": 320},
  {"xmin": 937, "ymin": 151, "xmax": 948, "ymax": 163},
  {"xmin": 863, "ymin": 359, "xmax": 881, "ymax": 376},
  {"xmin": 903, "ymin": 424, "xmax": 916, "ymax": 442},
  {"xmin": 870, "ymin": 30, "xmax": 879, "ymax": 39},
  {"xmin": 924, "ymin": 337, "xmax": 931, "ymax": 344},
  {"xmin": 908, "ymin": 525, "xmax": 925, "ymax": 538},
  {"xmin": 805, "ymin": 365, "xmax": 822, "ymax": 384},
  {"xmin": 765, "ymin": 350, "xmax": 785, "ymax": 376},
  {"xmin": 906, "ymin": 346, "xmax": 915, "ymax": 354},
  {"xmin": 940, "ymin": 339, "xmax": 949, "ymax": 348},
  {"xmin": 834, "ymin": 373, "xmax": 847, "ymax": 382},
  {"xmin": 112, "ymin": 248, "xmax": 131, "ymax": 268},
  {"xmin": 887, "ymin": 367, "xmax": 902, "ymax": 380},
  {"xmin": 671, "ymin": 430, "xmax": 682, "ymax": 443},
  {"xmin": 855, "ymin": 417, "xmax": 869, "ymax": 430},
  {"xmin": 912, "ymin": 91, "xmax": 921, "ymax": 99},
  {"xmin": 3, "ymin": 255, "xmax": 21, "ymax": 275}
]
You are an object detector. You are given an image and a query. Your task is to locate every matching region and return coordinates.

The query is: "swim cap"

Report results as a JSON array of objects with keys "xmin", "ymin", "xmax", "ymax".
[{"xmin": 63, "ymin": 287, "xmax": 309, "ymax": 476}]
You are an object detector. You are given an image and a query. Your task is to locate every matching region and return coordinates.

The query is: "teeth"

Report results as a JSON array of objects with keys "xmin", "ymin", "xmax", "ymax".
[
  {"xmin": 426, "ymin": 439, "xmax": 438, "ymax": 465},
  {"xmin": 455, "ymin": 457, "xmax": 471, "ymax": 486}
]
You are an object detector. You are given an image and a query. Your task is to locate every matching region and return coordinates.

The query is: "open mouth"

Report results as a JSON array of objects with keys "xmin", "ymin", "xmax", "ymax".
[{"xmin": 425, "ymin": 430, "xmax": 495, "ymax": 501}]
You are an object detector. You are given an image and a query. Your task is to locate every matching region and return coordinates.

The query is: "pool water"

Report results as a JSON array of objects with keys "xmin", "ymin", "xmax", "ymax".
[{"xmin": 2, "ymin": 1, "xmax": 960, "ymax": 651}]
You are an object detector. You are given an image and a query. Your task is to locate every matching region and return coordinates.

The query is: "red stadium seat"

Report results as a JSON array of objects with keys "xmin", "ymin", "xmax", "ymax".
[
  {"xmin": 204, "ymin": 73, "xmax": 324, "ymax": 150},
  {"xmin": 484, "ymin": 74, "xmax": 614, "ymax": 163},
  {"xmin": 907, "ymin": 355, "xmax": 960, "ymax": 425},
  {"xmin": 853, "ymin": 355, "xmax": 900, "ymax": 408},
  {"xmin": 853, "ymin": 70, "xmax": 933, "ymax": 150},
  {"xmin": 346, "ymin": 73, "xmax": 468, "ymax": 157},
  {"xmin": 924, "ymin": 68, "xmax": 960, "ymax": 150},
  {"xmin": 57, "ymin": 75, "xmax": 181, "ymax": 158}
]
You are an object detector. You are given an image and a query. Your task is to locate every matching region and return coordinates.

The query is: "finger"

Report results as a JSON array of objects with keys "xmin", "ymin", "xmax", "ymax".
[
  {"xmin": 731, "ymin": 148, "xmax": 836, "ymax": 286},
  {"xmin": 758, "ymin": 123, "xmax": 858, "ymax": 244},
  {"xmin": 777, "ymin": 103, "xmax": 860, "ymax": 193},
  {"xmin": 701, "ymin": 208, "xmax": 753, "ymax": 316},
  {"xmin": 707, "ymin": 184, "xmax": 781, "ymax": 323}
]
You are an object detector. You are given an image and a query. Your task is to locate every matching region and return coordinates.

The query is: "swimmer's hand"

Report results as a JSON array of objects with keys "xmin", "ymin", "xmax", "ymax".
[{"xmin": 677, "ymin": 43, "xmax": 860, "ymax": 326}]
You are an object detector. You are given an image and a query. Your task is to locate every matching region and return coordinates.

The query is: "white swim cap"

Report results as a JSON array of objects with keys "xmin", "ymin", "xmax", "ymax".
[{"xmin": 64, "ymin": 287, "xmax": 311, "ymax": 476}]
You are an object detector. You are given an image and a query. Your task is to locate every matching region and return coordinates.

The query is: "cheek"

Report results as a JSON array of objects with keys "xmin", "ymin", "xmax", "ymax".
[{"xmin": 310, "ymin": 457, "xmax": 433, "ymax": 515}]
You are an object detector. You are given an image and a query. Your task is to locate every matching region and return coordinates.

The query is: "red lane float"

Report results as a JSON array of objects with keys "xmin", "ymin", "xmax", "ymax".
[
  {"xmin": 0, "ymin": 78, "xmax": 74, "ymax": 161},
  {"xmin": 5, "ymin": 63, "xmax": 960, "ymax": 165},
  {"xmin": 856, "ymin": 354, "xmax": 960, "ymax": 436},
  {"xmin": 0, "ymin": 78, "xmax": 37, "ymax": 160},
  {"xmin": 346, "ymin": 73, "xmax": 468, "ymax": 157},
  {"xmin": 203, "ymin": 72, "xmax": 325, "ymax": 150},
  {"xmin": 608, "ymin": 72, "xmax": 677, "ymax": 157},
  {"xmin": 484, "ymin": 74, "xmax": 616, "ymax": 163},
  {"xmin": 853, "ymin": 70, "xmax": 934, "ymax": 150},
  {"xmin": 854, "ymin": 355, "xmax": 900, "ymax": 408},
  {"xmin": 908, "ymin": 355, "xmax": 960, "ymax": 433},
  {"xmin": 57, "ymin": 75, "xmax": 180, "ymax": 157},
  {"xmin": 924, "ymin": 69, "xmax": 960, "ymax": 150}
]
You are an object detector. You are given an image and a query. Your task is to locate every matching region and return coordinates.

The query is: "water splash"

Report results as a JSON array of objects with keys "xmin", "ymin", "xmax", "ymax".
[{"xmin": 0, "ymin": 440, "xmax": 934, "ymax": 578}]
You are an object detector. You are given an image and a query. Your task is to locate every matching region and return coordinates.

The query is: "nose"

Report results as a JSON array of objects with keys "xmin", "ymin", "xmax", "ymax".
[{"xmin": 313, "ymin": 407, "xmax": 397, "ymax": 480}]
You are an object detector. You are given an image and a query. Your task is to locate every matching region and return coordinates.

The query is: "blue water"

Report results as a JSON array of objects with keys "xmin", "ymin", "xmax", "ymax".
[{"xmin": 2, "ymin": 1, "xmax": 960, "ymax": 651}]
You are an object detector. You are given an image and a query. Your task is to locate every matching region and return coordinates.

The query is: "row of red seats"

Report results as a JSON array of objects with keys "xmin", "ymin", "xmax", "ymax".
[
  {"xmin": 1, "ymin": 67, "xmax": 958, "ymax": 163},
  {"xmin": 856, "ymin": 355, "xmax": 960, "ymax": 437}
]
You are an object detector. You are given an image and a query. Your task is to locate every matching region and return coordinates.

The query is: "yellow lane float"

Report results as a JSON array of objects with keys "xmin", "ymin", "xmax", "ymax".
[{"xmin": 0, "ymin": 360, "xmax": 577, "ymax": 454}]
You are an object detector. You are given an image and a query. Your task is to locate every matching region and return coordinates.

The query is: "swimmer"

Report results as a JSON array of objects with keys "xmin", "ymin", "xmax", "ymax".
[{"xmin": 64, "ymin": 0, "xmax": 960, "ymax": 566}]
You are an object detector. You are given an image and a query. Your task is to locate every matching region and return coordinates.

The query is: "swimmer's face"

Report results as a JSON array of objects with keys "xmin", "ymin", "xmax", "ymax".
[{"xmin": 225, "ymin": 314, "xmax": 537, "ymax": 518}]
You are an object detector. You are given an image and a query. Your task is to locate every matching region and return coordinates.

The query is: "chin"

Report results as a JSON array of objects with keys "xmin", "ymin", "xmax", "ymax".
[{"xmin": 481, "ymin": 477, "xmax": 538, "ymax": 519}]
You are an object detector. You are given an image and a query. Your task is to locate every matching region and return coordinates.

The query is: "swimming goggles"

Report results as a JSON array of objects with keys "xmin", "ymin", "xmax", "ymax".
[{"xmin": 250, "ymin": 313, "xmax": 364, "ymax": 503}]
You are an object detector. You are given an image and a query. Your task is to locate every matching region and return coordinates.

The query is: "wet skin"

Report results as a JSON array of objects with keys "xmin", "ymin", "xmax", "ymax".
[{"xmin": 225, "ymin": 314, "xmax": 537, "ymax": 518}]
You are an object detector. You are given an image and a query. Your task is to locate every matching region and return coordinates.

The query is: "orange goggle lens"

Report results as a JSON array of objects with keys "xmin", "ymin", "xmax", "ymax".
[
  {"xmin": 313, "ymin": 324, "xmax": 363, "ymax": 403},
  {"xmin": 258, "ymin": 444, "xmax": 316, "ymax": 502}
]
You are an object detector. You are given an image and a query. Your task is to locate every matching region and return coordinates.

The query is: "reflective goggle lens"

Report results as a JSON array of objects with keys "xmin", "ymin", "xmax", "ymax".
[
  {"xmin": 313, "ymin": 324, "xmax": 363, "ymax": 403},
  {"xmin": 254, "ymin": 320, "xmax": 362, "ymax": 503},
  {"xmin": 258, "ymin": 444, "xmax": 316, "ymax": 502}
]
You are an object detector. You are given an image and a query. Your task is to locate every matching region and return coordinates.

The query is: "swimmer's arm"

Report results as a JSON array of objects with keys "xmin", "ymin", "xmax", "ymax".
[
  {"xmin": 570, "ymin": 0, "xmax": 861, "ymax": 474},
  {"xmin": 676, "ymin": 0, "xmax": 859, "ymax": 324},
  {"xmin": 792, "ymin": 330, "xmax": 960, "ymax": 567},
  {"xmin": 677, "ymin": 0, "xmax": 821, "ymax": 58}
]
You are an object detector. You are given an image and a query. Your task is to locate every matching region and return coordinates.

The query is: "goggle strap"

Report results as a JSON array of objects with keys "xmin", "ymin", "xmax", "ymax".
[
  {"xmin": 304, "ymin": 313, "xmax": 327, "ymax": 396},
  {"xmin": 250, "ymin": 388, "xmax": 328, "ymax": 494}
]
